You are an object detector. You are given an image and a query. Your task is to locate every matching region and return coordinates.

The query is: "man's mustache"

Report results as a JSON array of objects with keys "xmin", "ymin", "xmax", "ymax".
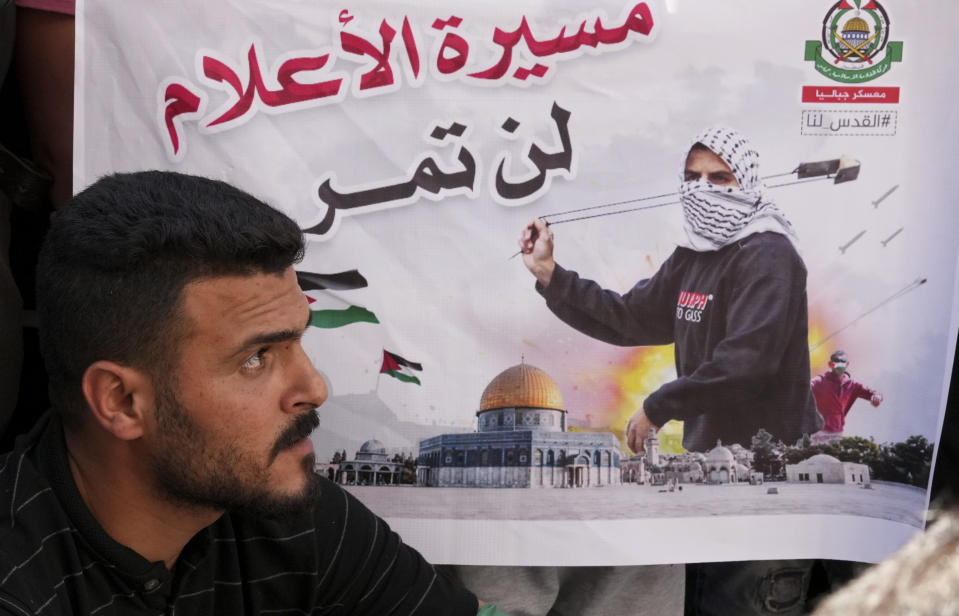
[{"xmin": 269, "ymin": 409, "xmax": 320, "ymax": 462}]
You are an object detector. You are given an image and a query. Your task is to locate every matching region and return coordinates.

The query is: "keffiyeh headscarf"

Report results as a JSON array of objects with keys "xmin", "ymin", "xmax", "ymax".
[{"xmin": 678, "ymin": 126, "xmax": 799, "ymax": 252}]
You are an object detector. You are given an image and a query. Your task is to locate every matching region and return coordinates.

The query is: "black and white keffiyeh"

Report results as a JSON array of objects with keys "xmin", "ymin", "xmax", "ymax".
[{"xmin": 678, "ymin": 126, "xmax": 799, "ymax": 252}]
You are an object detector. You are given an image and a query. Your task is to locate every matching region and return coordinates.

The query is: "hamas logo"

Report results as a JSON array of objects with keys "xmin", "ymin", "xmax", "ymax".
[{"xmin": 804, "ymin": 1, "xmax": 903, "ymax": 84}]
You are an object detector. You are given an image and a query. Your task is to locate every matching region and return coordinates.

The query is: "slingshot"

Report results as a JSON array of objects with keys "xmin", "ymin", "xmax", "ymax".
[{"xmin": 509, "ymin": 156, "xmax": 861, "ymax": 259}]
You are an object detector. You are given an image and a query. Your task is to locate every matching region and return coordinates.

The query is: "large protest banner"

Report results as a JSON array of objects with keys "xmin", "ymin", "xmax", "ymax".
[{"xmin": 76, "ymin": 0, "xmax": 957, "ymax": 565}]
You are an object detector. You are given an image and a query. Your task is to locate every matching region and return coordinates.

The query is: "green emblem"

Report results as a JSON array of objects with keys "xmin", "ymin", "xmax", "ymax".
[{"xmin": 804, "ymin": 1, "xmax": 902, "ymax": 84}]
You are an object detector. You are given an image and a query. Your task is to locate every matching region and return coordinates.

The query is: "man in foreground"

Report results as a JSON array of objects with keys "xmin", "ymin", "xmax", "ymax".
[
  {"xmin": 810, "ymin": 350, "xmax": 882, "ymax": 444},
  {"xmin": 0, "ymin": 171, "xmax": 483, "ymax": 615}
]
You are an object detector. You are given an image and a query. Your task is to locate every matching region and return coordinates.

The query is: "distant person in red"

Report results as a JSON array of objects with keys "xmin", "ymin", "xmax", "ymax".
[{"xmin": 810, "ymin": 350, "xmax": 882, "ymax": 444}]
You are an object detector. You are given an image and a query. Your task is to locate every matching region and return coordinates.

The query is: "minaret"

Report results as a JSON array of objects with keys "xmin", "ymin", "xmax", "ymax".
[{"xmin": 645, "ymin": 428, "xmax": 660, "ymax": 467}]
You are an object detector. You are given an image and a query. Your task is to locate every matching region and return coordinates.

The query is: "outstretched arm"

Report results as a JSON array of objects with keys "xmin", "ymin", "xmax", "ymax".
[
  {"xmin": 520, "ymin": 216, "xmax": 680, "ymax": 348},
  {"xmin": 854, "ymin": 381, "xmax": 883, "ymax": 407}
]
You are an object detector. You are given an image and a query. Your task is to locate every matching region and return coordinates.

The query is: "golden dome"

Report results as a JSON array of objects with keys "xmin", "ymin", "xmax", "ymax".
[
  {"xmin": 479, "ymin": 363, "xmax": 565, "ymax": 411},
  {"xmin": 842, "ymin": 17, "xmax": 870, "ymax": 33}
]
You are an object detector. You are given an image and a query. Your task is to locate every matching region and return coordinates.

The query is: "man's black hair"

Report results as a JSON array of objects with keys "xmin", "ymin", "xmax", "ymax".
[{"xmin": 36, "ymin": 171, "xmax": 305, "ymax": 430}]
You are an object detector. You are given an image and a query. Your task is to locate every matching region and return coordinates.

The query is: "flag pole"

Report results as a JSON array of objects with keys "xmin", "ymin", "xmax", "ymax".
[{"xmin": 375, "ymin": 349, "xmax": 382, "ymax": 393}]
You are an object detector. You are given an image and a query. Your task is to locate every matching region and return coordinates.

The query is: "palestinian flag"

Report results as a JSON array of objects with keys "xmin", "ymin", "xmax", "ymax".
[
  {"xmin": 296, "ymin": 269, "xmax": 368, "ymax": 291},
  {"xmin": 380, "ymin": 350, "xmax": 423, "ymax": 385},
  {"xmin": 309, "ymin": 305, "xmax": 379, "ymax": 328},
  {"xmin": 296, "ymin": 269, "xmax": 378, "ymax": 328}
]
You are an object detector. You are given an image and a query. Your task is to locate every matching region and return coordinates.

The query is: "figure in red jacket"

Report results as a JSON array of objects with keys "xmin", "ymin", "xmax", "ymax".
[{"xmin": 810, "ymin": 350, "xmax": 882, "ymax": 444}]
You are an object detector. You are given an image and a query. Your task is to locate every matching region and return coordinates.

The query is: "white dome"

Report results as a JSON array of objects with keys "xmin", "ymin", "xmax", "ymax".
[
  {"xmin": 359, "ymin": 439, "xmax": 386, "ymax": 454},
  {"xmin": 802, "ymin": 453, "xmax": 841, "ymax": 465},
  {"xmin": 706, "ymin": 440, "xmax": 735, "ymax": 463}
]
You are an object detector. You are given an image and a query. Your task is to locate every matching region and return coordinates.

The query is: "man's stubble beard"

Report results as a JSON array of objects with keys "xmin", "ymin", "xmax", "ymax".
[{"xmin": 147, "ymin": 376, "xmax": 321, "ymax": 519}]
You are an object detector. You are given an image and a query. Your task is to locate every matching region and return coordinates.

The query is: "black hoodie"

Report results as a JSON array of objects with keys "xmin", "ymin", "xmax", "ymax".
[{"xmin": 538, "ymin": 231, "xmax": 823, "ymax": 452}]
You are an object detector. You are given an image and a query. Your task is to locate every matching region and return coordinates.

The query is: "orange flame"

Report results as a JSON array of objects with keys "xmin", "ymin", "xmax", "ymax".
[
  {"xmin": 587, "ymin": 346, "xmax": 678, "ymax": 444},
  {"xmin": 582, "ymin": 308, "xmax": 833, "ymax": 452},
  {"xmin": 807, "ymin": 311, "xmax": 835, "ymax": 373}
]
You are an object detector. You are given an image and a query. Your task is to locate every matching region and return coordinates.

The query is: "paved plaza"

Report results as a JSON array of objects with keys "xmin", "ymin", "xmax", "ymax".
[{"xmin": 345, "ymin": 480, "xmax": 926, "ymax": 528}]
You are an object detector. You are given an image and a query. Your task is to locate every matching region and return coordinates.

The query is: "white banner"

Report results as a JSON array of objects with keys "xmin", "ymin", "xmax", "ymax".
[{"xmin": 77, "ymin": 0, "xmax": 957, "ymax": 565}]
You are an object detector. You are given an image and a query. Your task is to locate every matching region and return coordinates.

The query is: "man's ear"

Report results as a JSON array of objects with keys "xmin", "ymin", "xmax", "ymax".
[{"xmin": 80, "ymin": 360, "xmax": 153, "ymax": 440}]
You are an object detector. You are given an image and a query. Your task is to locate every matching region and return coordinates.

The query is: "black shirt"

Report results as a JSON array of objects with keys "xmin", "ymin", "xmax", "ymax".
[
  {"xmin": 0, "ymin": 413, "xmax": 477, "ymax": 615},
  {"xmin": 538, "ymin": 232, "xmax": 823, "ymax": 451}
]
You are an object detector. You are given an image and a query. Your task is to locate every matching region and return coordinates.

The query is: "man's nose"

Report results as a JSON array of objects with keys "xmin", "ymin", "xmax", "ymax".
[{"xmin": 283, "ymin": 343, "xmax": 328, "ymax": 413}]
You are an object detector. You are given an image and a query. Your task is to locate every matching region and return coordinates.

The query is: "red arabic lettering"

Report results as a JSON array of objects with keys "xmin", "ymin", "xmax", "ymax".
[
  {"xmin": 162, "ymin": 82, "xmax": 203, "ymax": 155},
  {"xmin": 274, "ymin": 55, "xmax": 341, "ymax": 100},
  {"xmin": 469, "ymin": 2, "xmax": 654, "ymax": 81},
  {"xmin": 469, "ymin": 25, "xmax": 519, "ymax": 81},
  {"xmin": 401, "ymin": 17, "xmax": 420, "ymax": 78},
  {"xmin": 203, "ymin": 45, "xmax": 343, "ymax": 127},
  {"xmin": 340, "ymin": 20, "xmax": 397, "ymax": 90},
  {"xmin": 202, "ymin": 55, "xmax": 250, "ymax": 125},
  {"xmin": 433, "ymin": 17, "xmax": 470, "ymax": 75},
  {"xmin": 158, "ymin": 5, "xmax": 658, "ymax": 161}
]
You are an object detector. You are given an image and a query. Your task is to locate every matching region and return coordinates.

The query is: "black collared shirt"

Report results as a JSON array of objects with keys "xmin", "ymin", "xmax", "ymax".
[{"xmin": 0, "ymin": 413, "xmax": 477, "ymax": 615}]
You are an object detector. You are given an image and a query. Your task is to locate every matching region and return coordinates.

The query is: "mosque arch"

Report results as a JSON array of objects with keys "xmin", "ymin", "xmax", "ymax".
[
  {"xmin": 358, "ymin": 464, "xmax": 374, "ymax": 485},
  {"xmin": 378, "ymin": 465, "xmax": 394, "ymax": 484}
]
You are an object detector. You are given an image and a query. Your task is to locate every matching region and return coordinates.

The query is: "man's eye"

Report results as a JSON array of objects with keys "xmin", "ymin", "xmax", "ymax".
[
  {"xmin": 684, "ymin": 172, "xmax": 699, "ymax": 181},
  {"xmin": 242, "ymin": 349, "xmax": 267, "ymax": 370}
]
